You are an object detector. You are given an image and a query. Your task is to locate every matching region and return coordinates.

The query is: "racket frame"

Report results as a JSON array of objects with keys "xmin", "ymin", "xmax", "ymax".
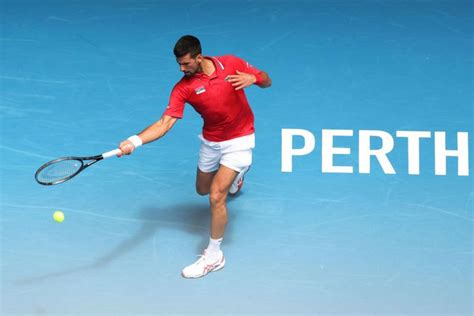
[{"xmin": 34, "ymin": 147, "xmax": 122, "ymax": 186}]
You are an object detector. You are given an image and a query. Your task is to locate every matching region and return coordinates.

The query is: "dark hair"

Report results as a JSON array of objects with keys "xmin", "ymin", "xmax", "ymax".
[{"xmin": 173, "ymin": 35, "xmax": 201, "ymax": 58}]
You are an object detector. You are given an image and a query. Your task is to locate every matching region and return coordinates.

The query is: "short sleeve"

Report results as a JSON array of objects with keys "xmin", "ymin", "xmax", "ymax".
[{"xmin": 163, "ymin": 82, "xmax": 188, "ymax": 118}]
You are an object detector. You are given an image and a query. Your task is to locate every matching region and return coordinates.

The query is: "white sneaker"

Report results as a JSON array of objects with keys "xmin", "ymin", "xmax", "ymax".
[
  {"xmin": 181, "ymin": 250, "xmax": 226, "ymax": 279},
  {"xmin": 229, "ymin": 166, "xmax": 250, "ymax": 195}
]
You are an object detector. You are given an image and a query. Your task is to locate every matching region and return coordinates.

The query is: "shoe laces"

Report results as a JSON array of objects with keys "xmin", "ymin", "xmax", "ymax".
[{"xmin": 195, "ymin": 251, "xmax": 218, "ymax": 266}]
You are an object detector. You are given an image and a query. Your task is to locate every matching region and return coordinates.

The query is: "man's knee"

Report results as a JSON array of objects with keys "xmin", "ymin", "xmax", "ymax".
[
  {"xmin": 196, "ymin": 168, "xmax": 216, "ymax": 196},
  {"xmin": 196, "ymin": 184, "xmax": 209, "ymax": 196},
  {"xmin": 209, "ymin": 188, "xmax": 226, "ymax": 207}
]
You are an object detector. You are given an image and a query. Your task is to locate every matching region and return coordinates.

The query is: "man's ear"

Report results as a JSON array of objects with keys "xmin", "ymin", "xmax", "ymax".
[{"xmin": 195, "ymin": 54, "xmax": 203, "ymax": 63}]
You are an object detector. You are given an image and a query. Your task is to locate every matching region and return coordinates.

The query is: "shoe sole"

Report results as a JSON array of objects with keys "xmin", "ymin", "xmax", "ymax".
[
  {"xmin": 229, "ymin": 166, "xmax": 251, "ymax": 195},
  {"xmin": 229, "ymin": 178, "xmax": 243, "ymax": 195}
]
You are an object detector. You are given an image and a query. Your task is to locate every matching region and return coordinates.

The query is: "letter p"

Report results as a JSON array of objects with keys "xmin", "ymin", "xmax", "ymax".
[{"xmin": 281, "ymin": 129, "xmax": 315, "ymax": 172}]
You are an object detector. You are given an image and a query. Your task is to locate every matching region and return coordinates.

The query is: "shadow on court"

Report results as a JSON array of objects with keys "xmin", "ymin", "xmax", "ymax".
[{"xmin": 15, "ymin": 202, "xmax": 237, "ymax": 285}]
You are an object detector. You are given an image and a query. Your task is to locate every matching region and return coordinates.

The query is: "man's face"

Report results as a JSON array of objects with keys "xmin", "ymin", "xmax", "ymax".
[{"xmin": 177, "ymin": 53, "xmax": 202, "ymax": 77}]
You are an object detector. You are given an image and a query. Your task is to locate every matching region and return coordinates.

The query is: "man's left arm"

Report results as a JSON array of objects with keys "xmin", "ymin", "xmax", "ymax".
[
  {"xmin": 226, "ymin": 56, "xmax": 272, "ymax": 90},
  {"xmin": 227, "ymin": 70, "xmax": 272, "ymax": 90}
]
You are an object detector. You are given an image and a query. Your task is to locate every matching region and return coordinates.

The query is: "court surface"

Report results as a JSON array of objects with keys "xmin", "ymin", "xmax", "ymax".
[{"xmin": 1, "ymin": 1, "xmax": 472, "ymax": 315}]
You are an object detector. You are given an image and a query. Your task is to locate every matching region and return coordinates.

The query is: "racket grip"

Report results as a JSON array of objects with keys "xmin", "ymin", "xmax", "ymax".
[{"xmin": 102, "ymin": 148, "xmax": 122, "ymax": 159}]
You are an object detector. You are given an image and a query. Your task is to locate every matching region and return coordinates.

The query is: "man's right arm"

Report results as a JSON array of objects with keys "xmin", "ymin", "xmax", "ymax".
[{"xmin": 118, "ymin": 114, "xmax": 178, "ymax": 156}]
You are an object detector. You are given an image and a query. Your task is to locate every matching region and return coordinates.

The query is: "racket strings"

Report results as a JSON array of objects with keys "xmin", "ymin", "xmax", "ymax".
[{"xmin": 36, "ymin": 159, "xmax": 83, "ymax": 184}]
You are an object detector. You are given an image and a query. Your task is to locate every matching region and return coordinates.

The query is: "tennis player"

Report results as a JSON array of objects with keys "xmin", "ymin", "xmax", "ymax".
[{"xmin": 118, "ymin": 35, "xmax": 271, "ymax": 278}]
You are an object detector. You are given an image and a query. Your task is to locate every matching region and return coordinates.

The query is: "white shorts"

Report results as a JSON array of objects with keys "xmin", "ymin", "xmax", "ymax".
[{"xmin": 198, "ymin": 133, "xmax": 255, "ymax": 173}]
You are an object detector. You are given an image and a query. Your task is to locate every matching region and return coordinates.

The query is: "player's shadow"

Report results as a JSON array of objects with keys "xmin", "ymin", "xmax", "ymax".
[{"xmin": 16, "ymin": 202, "xmax": 236, "ymax": 285}]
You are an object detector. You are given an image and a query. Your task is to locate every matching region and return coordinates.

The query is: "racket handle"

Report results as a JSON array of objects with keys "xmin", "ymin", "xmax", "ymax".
[{"xmin": 102, "ymin": 148, "xmax": 122, "ymax": 159}]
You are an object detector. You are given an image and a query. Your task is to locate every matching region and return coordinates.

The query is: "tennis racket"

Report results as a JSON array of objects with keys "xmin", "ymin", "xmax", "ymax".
[{"xmin": 35, "ymin": 148, "xmax": 122, "ymax": 185}]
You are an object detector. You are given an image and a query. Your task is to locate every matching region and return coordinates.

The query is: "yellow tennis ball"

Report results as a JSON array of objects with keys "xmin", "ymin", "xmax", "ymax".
[{"xmin": 53, "ymin": 211, "xmax": 65, "ymax": 223}]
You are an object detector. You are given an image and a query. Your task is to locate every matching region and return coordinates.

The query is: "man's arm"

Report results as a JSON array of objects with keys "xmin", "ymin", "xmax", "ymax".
[
  {"xmin": 118, "ymin": 114, "xmax": 178, "ymax": 156},
  {"xmin": 227, "ymin": 70, "xmax": 272, "ymax": 90}
]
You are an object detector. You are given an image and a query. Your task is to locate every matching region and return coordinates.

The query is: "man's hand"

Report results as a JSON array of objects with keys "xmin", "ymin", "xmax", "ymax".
[
  {"xmin": 226, "ymin": 70, "xmax": 256, "ymax": 90},
  {"xmin": 117, "ymin": 140, "xmax": 135, "ymax": 157}
]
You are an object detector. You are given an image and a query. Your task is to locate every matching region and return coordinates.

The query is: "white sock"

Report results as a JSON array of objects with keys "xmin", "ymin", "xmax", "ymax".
[{"xmin": 206, "ymin": 237, "xmax": 223, "ymax": 259}]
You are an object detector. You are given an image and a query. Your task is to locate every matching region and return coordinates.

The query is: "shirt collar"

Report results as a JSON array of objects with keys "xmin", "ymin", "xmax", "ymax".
[{"xmin": 194, "ymin": 56, "xmax": 224, "ymax": 79}]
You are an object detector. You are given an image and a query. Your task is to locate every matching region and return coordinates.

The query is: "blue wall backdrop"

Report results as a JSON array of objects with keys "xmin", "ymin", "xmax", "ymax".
[{"xmin": 1, "ymin": 0, "xmax": 472, "ymax": 315}]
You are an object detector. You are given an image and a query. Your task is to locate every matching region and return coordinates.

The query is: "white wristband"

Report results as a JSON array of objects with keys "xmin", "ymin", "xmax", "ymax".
[{"xmin": 127, "ymin": 135, "xmax": 143, "ymax": 148}]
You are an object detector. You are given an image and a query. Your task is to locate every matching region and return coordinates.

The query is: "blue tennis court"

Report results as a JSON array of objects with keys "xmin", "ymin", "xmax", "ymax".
[{"xmin": 1, "ymin": 0, "xmax": 472, "ymax": 315}]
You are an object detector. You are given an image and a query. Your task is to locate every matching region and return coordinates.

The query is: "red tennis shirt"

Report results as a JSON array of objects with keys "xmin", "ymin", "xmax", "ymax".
[{"xmin": 163, "ymin": 55, "xmax": 263, "ymax": 142}]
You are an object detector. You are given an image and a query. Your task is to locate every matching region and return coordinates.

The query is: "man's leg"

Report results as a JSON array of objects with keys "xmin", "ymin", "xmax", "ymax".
[
  {"xmin": 181, "ymin": 164, "xmax": 237, "ymax": 278},
  {"xmin": 208, "ymin": 165, "xmax": 238, "ymax": 238},
  {"xmin": 195, "ymin": 168, "xmax": 217, "ymax": 196}
]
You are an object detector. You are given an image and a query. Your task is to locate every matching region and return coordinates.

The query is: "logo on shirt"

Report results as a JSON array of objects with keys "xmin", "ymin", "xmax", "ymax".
[{"xmin": 195, "ymin": 86, "xmax": 206, "ymax": 95}]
